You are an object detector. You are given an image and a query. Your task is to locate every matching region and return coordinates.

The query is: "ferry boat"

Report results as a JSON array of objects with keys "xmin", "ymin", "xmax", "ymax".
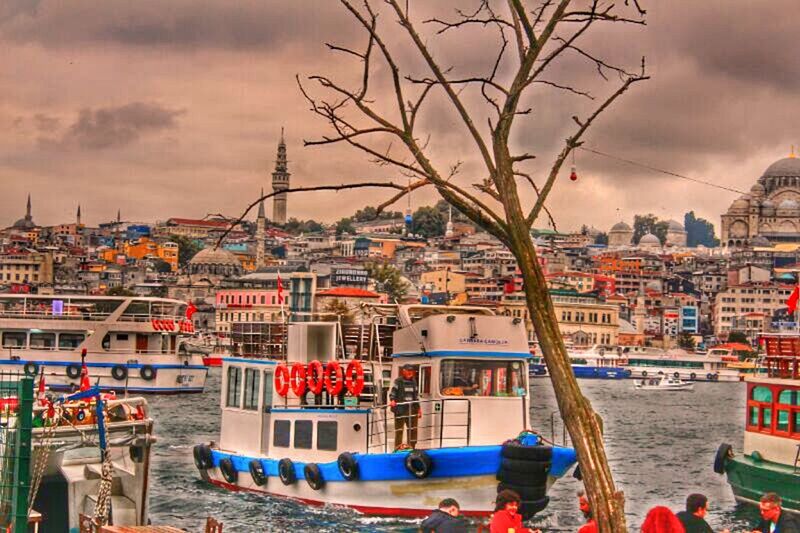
[
  {"xmin": 714, "ymin": 333, "xmax": 800, "ymax": 514},
  {"xmin": 193, "ymin": 305, "xmax": 578, "ymax": 519},
  {"xmin": 528, "ymin": 346, "xmax": 630, "ymax": 379},
  {"xmin": 0, "ymin": 295, "xmax": 208, "ymax": 393},
  {"xmin": 620, "ymin": 346, "xmax": 739, "ymax": 382}
]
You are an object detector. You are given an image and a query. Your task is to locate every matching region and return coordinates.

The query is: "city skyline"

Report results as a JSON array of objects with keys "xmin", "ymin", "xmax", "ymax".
[{"xmin": 2, "ymin": 1, "xmax": 799, "ymax": 230}]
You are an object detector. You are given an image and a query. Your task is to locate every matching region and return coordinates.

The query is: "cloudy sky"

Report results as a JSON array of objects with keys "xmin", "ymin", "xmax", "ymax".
[{"xmin": 1, "ymin": 0, "xmax": 798, "ymax": 233}]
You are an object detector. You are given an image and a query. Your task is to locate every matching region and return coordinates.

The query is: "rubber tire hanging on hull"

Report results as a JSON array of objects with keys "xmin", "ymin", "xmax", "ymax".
[
  {"xmin": 713, "ymin": 443, "xmax": 733, "ymax": 474},
  {"xmin": 66, "ymin": 364, "xmax": 81, "ymax": 379},
  {"xmin": 337, "ymin": 452, "xmax": 359, "ymax": 481},
  {"xmin": 249, "ymin": 459, "xmax": 267, "ymax": 486},
  {"xmin": 278, "ymin": 458, "xmax": 296, "ymax": 485},
  {"xmin": 304, "ymin": 463, "xmax": 325, "ymax": 490},
  {"xmin": 501, "ymin": 443, "xmax": 553, "ymax": 461},
  {"xmin": 193, "ymin": 444, "xmax": 213, "ymax": 470},
  {"xmin": 112, "ymin": 365, "xmax": 128, "ymax": 381},
  {"xmin": 140, "ymin": 365, "xmax": 157, "ymax": 381},
  {"xmin": 404, "ymin": 450, "xmax": 433, "ymax": 479},
  {"xmin": 520, "ymin": 497, "xmax": 550, "ymax": 521},
  {"xmin": 219, "ymin": 458, "xmax": 237, "ymax": 484},
  {"xmin": 500, "ymin": 457, "xmax": 550, "ymax": 475},
  {"xmin": 497, "ymin": 482, "xmax": 547, "ymax": 501},
  {"xmin": 23, "ymin": 362, "xmax": 38, "ymax": 377}
]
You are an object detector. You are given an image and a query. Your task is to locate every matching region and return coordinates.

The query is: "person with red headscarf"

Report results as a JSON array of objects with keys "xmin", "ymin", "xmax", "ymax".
[
  {"xmin": 641, "ymin": 506, "xmax": 686, "ymax": 533},
  {"xmin": 578, "ymin": 490, "xmax": 598, "ymax": 533}
]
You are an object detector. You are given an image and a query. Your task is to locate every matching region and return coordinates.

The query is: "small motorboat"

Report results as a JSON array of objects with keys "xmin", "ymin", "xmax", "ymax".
[{"xmin": 634, "ymin": 376, "xmax": 694, "ymax": 391}]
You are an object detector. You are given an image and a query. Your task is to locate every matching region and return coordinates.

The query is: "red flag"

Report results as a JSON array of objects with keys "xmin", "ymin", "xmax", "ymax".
[
  {"xmin": 788, "ymin": 286, "xmax": 800, "ymax": 314},
  {"xmin": 37, "ymin": 370, "xmax": 47, "ymax": 406},
  {"xmin": 80, "ymin": 348, "xmax": 90, "ymax": 391},
  {"xmin": 277, "ymin": 272, "xmax": 284, "ymax": 305},
  {"xmin": 185, "ymin": 302, "xmax": 197, "ymax": 320},
  {"xmin": 503, "ymin": 279, "xmax": 516, "ymax": 294}
]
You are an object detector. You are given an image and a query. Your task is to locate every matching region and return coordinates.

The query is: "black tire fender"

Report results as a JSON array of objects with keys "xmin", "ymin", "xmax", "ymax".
[
  {"xmin": 219, "ymin": 457, "xmax": 238, "ymax": 484},
  {"xmin": 337, "ymin": 452, "xmax": 359, "ymax": 481},
  {"xmin": 500, "ymin": 457, "xmax": 551, "ymax": 475},
  {"xmin": 520, "ymin": 496, "xmax": 550, "ymax": 520},
  {"xmin": 23, "ymin": 362, "xmax": 39, "ymax": 377},
  {"xmin": 193, "ymin": 444, "xmax": 213, "ymax": 471},
  {"xmin": 690, "ymin": 372, "xmax": 697, "ymax": 380},
  {"xmin": 496, "ymin": 467, "xmax": 549, "ymax": 487},
  {"xmin": 249, "ymin": 459, "xmax": 267, "ymax": 486},
  {"xmin": 140, "ymin": 365, "xmax": 157, "ymax": 381},
  {"xmin": 496, "ymin": 482, "xmax": 547, "ymax": 501},
  {"xmin": 404, "ymin": 450, "xmax": 433, "ymax": 479},
  {"xmin": 304, "ymin": 463, "xmax": 325, "ymax": 491},
  {"xmin": 66, "ymin": 364, "xmax": 81, "ymax": 380},
  {"xmin": 111, "ymin": 365, "xmax": 128, "ymax": 381},
  {"xmin": 501, "ymin": 443, "xmax": 553, "ymax": 461},
  {"xmin": 278, "ymin": 458, "xmax": 296, "ymax": 485},
  {"xmin": 673, "ymin": 372, "xmax": 680, "ymax": 379},
  {"xmin": 642, "ymin": 371, "xmax": 648, "ymax": 377},
  {"xmin": 713, "ymin": 443, "xmax": 733, "ymax": 474},
  {"xmin": 707, "ymin": 373, "xmax": 713, "ymax": 380}
]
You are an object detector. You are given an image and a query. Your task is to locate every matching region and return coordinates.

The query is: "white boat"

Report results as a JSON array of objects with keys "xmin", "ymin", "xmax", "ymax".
[
  {"xmin": 633, "ymin": 376, "xmax": 694, "ymax": 391},
  {"xmin": 618, "ymin": 345, "xmax": 740, "ymax": 382},
  {"xmin": 0, "ymin": 295, "xmax": 208, "ymax": 393},
  {"xmin": 193, "ymin": 305, "xmax": 578, "ymax": 520}
]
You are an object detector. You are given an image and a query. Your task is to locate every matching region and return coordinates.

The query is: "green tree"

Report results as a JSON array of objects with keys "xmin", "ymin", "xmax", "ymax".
[
  {"xmin": 335, "ymin": 217, "xmax": 356, "ymax": 235},
  {"xmin": 283, "ymin": 218, "xmax": 324, "ymax": 235},
  {"xmin": 168, "ymin": 235, "xmax": 202, "ymax": 267},
  {"xmin": 353, "ymin": 206, "xmax": 403, "ymax": 222},
  {"xmin": 411, "ymin": 206, "xmax": 445, "ymax": 237},
  {"xmin": 365, "ymin": 262, "xmax": 409, "ymax": 302},
  {"xmin": 321, "ymin": 298, "xmax": 354, "ymax": 324},
  {"xmin": 632, "ymin": 214, "xmax": 668, "ymax": 244},
  {"xmin": 677, "ymin": 332, "xmax": 695, "ymax": 350},
  {"xmin": 151, "ymin": 259, "xmax": 173, "ymax": 273},
  {"xmin": 727, "ymin": 331, "xmax": 749, "ymax": 344},
  {"xmin": 684, "ymin": 211, "xmax": 719, "ymax": 247},
  {"xmin": 594, "ymin": 232, "xmax": 609, "ymax": 245}
]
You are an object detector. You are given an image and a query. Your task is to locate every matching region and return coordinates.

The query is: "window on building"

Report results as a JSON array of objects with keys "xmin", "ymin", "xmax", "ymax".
[
  {"xmin": 226, "ymin": 366, "xmax": 242, "ymax": 408},
  {"xmin": 243, "ymin": 368, "xmax": 261, "ymax": 411}
]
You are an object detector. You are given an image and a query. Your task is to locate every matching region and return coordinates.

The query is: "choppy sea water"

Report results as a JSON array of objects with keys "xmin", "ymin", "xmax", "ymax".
[{"xmin": 146, "ymin": 370, "xmax": 760, "ymax": 532}]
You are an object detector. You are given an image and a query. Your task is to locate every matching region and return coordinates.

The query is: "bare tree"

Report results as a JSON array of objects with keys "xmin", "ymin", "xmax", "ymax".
[{"xmin": 294, "ymin": 2, "xmax": 648, "ymax": 530}]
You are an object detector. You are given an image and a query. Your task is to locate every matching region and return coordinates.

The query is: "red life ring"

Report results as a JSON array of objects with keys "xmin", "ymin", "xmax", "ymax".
[
  {"xmin": 274, "ymin": 364, "xmax": 290, "ymax": 397},
  {"xmin": 324, "ymin": 361, "xmax": 344, "ymax": 396},
  {"xmin": 306, "ymin": 360, "xmax": 324, "ymax": 395},
  {"xmin": 290, "ymin": 362, "xmax": 307, "ymax": 396},
  {"xmin": 344, "ymin": 360, "xmax": 365, "ymax": 397}
]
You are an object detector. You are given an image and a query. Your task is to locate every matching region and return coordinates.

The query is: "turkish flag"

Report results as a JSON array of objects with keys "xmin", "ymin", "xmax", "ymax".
[
  {"xmin": 277, "ymin": 272, "xmax": 284, "ymax": 305},
  {"xmin": 37, "ymin": 370, "xmax": 47, "ymax": 406},
  {"xmin": 503, "ymin": 279, "xmax": 516, "ymax": 294},
  {"xmin": 185, "ymin": 302, "xmax": 197, "ymax": 320},
  {"xmin": 787, "ymin": 286, "xmax": 800, "ymax": 314}
]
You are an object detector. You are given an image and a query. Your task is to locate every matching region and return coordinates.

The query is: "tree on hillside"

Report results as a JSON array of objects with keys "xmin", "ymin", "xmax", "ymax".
[
  {"xmin": 353, "ymin": 206, "xmax": 403, "ymax": 222},
  {"xmin": 321, "ymin": 297, "xmax": 355, "ymax": 324},
  {"xmin": 283, "ymin": 218, "xmax": 324, "ymax": 234},
  {"xmin": 365, "ymin": 262, "xmax": 409, "ymax": 302},
  {"xmin": 411, "ymin": 206, "xmax": 446, "ymax": 237},
  {"xmin": 677, "ymin": 331, "xmax": 695, "ymax": 351},
  {"xmin": 335, "ymin": 217, "xmax": 356, "ymax": 235},
  {"xmin": 632, "ymin": 214, "xmax": 668, "ymax": 244},
  {"xmin": 151, "ymin": 259, "xmax": 173, "ymax": 274},
  {"xmin": 594, "ymin": 232, "xmax": 609, "ymax": 245},
  {"xmin": 168, "ymin": 234, "xmax": 202, "ymax": 267},
  {"xmin": 684, "ymin": 211, "xmax": 719, "ymax": 247},
  {"xmin": 727, "ymin": 331, "xmax": 749, "ymax": 344},
  {"xmin": 293, "ymin": 2, "xmax": 648, "ymax": 530}
]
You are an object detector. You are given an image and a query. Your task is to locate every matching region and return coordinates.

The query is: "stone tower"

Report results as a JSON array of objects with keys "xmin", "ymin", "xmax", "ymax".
[
  {"xmin": 271, "ymin": 128, "xmax": 290, "ymax": 225},
  {"xmin": 256, "ymin": 188, "xmax": 266, "ymax": 269}
]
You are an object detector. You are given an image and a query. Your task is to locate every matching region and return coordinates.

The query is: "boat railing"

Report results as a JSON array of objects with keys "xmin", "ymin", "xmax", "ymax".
[
  {"xmin": 0, "ymin": 309, "xmax": 185, "ymax": 323},
  {"xmin": 365, "ymin": 398, "xmax": 471, "ymax": 453},
  {"xmin": 548, "ymin": 411, "xmax": 572, "ymax": 448}
]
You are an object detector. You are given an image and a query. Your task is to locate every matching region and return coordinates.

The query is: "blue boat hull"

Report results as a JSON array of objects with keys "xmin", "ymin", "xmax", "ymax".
[{"xmin": 529, "ymin": 364, "xmax": 630, "ymax": 379}]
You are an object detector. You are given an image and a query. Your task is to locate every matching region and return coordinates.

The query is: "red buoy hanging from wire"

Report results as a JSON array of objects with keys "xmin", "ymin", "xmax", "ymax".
[{"xmin": 569, "ymin": 150, "xmax": 578, "ymax": 181}]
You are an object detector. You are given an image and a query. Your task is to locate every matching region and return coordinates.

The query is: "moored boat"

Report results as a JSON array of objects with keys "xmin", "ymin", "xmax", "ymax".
[
  {"xmin": 193, "ymin": 305, "xmax": 577, "ymax": 519},
  {"xmin": 621, "ymin": 346, "xmax": 739, "ymax": 382},
  {"xmin": 0, "ymin": 295, "xmax": 208, "ymax": 393},
  {"xmin": 633, "ymin": 376, "xmax": 694, "ymax": 391},
  {"xmin": 714, "ymin": 333, "xmax": 800, "ymax": 514}
]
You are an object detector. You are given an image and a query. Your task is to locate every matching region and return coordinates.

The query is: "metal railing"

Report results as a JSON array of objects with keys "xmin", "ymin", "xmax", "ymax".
[
  {"xmin": 0, "ymin": 372, "xmax": 34, "ymax": 533},
  {"xmin": 549, "ymin": 410, "xmax": 572, "ymax": 447},
  {"xmin": 365, "ymin": 398, "xmax": 471, "ymax": 453}
]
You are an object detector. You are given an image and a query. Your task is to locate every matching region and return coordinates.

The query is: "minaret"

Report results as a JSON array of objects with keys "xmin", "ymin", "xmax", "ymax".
[
  {"xmin": 271, "ymin": 128, "xmax": 290, "ymax": 225},
  {"xmin": 445, "ymin": 205, "xmax": 454, "ymax": 238},
  {"xmin": 76, "ymin": 204, "xmax": 82, "ymax": 226},
  {"xmin": 26, "ymin": 194, "xmax": 32, "ymax": 222},
  {"xmin": 256, "ymin": 188, "xmax": 266, "ymax": 269}
]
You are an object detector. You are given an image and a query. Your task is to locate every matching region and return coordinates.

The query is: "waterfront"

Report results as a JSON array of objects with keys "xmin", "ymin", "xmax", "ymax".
[{"xmin": 146, "ymin": 370, "xmax": 759, "ymax": 532}]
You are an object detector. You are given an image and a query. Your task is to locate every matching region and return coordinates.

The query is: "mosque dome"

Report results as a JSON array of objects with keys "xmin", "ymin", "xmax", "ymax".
[
  {"xmin": 749, "ymin": 235, "xmax": 772, "ymax": 248},
  {"xmin": 730, "ymin": 196, "xmax": 750, "ymax": 212},
  {"xmin": 12, "ymin": 217, "xmax": 36, "ymax": 230},
  {"xmin": 610, "ymin": 221, "xmax": 632, "ymax": 232},
  {"xmin": 750, "ymin": 182, "xmax": 766, "ymax": 197},
  {"xmin": 639, "ymin": 233, "xmax": 661, "ymax": 247},
  {"xmin": 667, "ymin": 220, "xmax": 685, "ymax": 232},
  {"xmin": 761, "ymin": 199, "xmax": 776, "ymax": 216},
  {"xmin": 763, "ymin": 156, "xmax": 800, "ymax": 178},
  {"xmin": 188, "ymin": 247, "xmax": 243, "ymax": 277},
  {"xmin": 777, "ymin": 198, "xmax": 800, "ymax": 215}
]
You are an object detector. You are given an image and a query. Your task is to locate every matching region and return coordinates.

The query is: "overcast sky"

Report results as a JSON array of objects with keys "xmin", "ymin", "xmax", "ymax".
[{"xmin": 2, "ymin": 0, "xmax": 799, "ymax": 233}]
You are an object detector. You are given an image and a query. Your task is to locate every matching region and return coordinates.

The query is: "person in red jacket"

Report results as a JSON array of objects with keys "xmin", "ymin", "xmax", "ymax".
[
  {"xmin": 641, "ymin": 506, "xmax": 686, "ymax": 533},
  {"xmin": 489, "ymin": 490, "xmax": 541, "ymax": 533},
  {"xmin": 577, "ymin": 490, "xmax": 598, "ymax": 533}
]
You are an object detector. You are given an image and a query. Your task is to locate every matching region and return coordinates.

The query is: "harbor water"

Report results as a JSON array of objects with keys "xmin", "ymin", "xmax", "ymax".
[{"xmin": 147, "ymin": 370, "xmax": 760, "ymax": 532}]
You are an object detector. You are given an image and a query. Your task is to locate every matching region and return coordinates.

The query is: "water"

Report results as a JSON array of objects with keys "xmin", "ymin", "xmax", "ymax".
[{"xmin": 146, "ymin": 371, "xmax": 761, "ymax": 531}]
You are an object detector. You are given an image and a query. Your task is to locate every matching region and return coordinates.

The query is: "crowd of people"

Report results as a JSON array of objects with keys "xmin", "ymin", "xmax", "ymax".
[{"xmin": 419, "ymin": 490, "xmax": 799, "ymax": 533}]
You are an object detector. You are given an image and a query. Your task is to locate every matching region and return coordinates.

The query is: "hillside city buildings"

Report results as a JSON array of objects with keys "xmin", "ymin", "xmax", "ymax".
[{"xmin": 4, "ymin": 150, "xmax": 800, "ymax": 352}]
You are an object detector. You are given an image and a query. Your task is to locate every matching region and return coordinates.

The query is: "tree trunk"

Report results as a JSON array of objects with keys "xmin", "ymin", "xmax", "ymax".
[{"xmin": 502, "ymin": 195, "xmax": 627, "ymax": 532}]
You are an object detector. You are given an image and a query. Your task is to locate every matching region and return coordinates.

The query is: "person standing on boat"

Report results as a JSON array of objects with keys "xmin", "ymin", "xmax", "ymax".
[
  {"xmin": 390, "ymin": 364, "xmax": 421, "ymax": 449},
  {"xmin": 751, "ymin": 493, "xmax": 800, "ymax": 533}
]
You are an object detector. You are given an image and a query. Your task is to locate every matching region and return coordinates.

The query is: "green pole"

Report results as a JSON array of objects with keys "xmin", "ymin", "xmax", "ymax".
[{"xmin": 11, "ymin": 377, "xmax": 33, "ymax": 533}]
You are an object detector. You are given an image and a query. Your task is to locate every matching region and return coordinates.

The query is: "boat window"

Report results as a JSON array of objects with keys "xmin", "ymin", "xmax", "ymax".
[
  {"xmin": 273, "ymin": 420, "xmax": 290, "ymax": 447},
  {"xmin": 262, "ymin": 371, "xmax": 274, "ymax": 412},
  {"xmin": 776, "ymin": 409, "xmax": 789, "ymax": 432},
  {"xmin": 420, "ymin": 366, "xmax": 431, "ymax": 395},
  {"xmin": 116, "ymin": 334, "xmax": 129, "ymax": 341},
  {"xmin": 226, "ymin": 366, "xmax": 242, "ymax": 408},
  {"xmin": 317, "ymin": 421, "xmax": 337, "ymax": 451},
  {"xmin": 30, "ymin": 332, "xmax": 56, "ymax": 349},
  {"xmin": 58, "ymin": 333, "xmax": 85, "ymax": 350},
  {"xmin": 794, "ymin": 412, "xmax": 800, "ymax": 435},
  {"xmin": 440, "ymin": 359, "xmax": 526, "ymax": 397},
  {"xmin": 778, "ymin": 389, "xmax": 799, "ymax": 406},
  {"xmin": 294, "ymin": 420, "xmax": 313, "ymax": 449},
  {"xmin": 751, "ymin": 386, "xmax": 772, "ymax": 403},
  {"xmin": 243, "ymin": 368, "xmax": 260, "ymax": 411},
  {"xmin": 102, "ymin": 334, "xmax": 111, "ymax": 350},
  {"xmin": 2, "ymin": 332, "xmax": 26, "ymax": 348}
]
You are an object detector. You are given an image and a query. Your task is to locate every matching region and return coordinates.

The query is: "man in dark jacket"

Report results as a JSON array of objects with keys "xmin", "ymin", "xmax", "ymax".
[
  {"xmin": 390, "ymin": 364, "xmax": 421, "ymax": 448},
  {"xmin": 420, "ymin": 498, "xmax": 467, "ymax": 533},
  {"xmin": 752, "ymin": 493, "xmax": 800, "ymax": 533},
  {"xmin": 676, "ymin": 493, "xmax": 714, "ymax": 533}
]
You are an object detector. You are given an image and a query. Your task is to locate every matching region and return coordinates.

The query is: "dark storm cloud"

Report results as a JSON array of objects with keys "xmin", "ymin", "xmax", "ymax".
[{"xmin": 39, "ymin": 102, "xmax": 184, "ymax": 150}]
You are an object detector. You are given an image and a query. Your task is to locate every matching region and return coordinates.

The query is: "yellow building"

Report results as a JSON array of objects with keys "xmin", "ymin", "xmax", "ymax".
[
  {"xmin": 0, "ymin": 252, "xmax": 54, "ymax": 285},
  {"xmin": 419, "ymin": 269, "xmax": 467, "ymax": 294}
]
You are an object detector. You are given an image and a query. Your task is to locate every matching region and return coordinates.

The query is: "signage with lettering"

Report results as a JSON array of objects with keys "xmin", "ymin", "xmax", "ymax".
[{"xmin": 333, "ymin": 268, "xmax": 369, "ymax": 286}]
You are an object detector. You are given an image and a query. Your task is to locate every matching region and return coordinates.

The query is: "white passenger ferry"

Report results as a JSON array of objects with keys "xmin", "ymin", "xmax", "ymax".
[
  {"xmin": 0, "ymin": 295, "xmax": 208, "ymax": 393},
  {"xmin": 620, "ymin": 345, "xmax": 740, "ymax": 382},
  {"xmin": 193, "ymin": 305, "xmax": 578, "ymax": 519}
]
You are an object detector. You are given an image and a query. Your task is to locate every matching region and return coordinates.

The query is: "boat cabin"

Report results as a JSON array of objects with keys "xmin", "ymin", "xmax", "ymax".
[{"xmin": 217, "ymin": 305, "xmax": 533, "ymax": 461}]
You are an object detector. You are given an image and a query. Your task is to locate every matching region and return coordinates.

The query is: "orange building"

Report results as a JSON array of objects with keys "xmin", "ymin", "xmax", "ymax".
[{"xmin": 101, "ymin": 238, "xmax": 179, "ymax": 271}]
